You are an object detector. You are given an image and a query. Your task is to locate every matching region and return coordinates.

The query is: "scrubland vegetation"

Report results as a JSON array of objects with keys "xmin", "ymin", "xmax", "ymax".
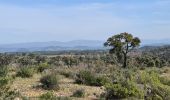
[{"xmin": 0, "ymin": 33, "xmax": 170, "ymax": 100}]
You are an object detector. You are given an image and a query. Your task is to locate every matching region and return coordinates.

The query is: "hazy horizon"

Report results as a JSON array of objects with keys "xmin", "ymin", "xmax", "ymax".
[
  {"xmin": 0, "ymin": 38, "xmax": 170, "ymax": 45},
  {"xmin": 0, "ymin": 0, "xmax": 170, "ymax": 44}
]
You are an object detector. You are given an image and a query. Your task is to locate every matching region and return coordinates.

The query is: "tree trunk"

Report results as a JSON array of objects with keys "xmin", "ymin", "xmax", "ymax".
[
  {"xmin": 123, "ymin": 43, "xmax": 129, "ymax": 68},
  {"xmin": 123, "ymin": 53, "xmax": 127, "ymax": 68}
]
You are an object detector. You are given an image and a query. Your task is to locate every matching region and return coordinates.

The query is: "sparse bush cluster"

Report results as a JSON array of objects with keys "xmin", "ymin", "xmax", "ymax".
[
  {"xmin": 135, "ymin": 55, "xmax": 167, "ymax": 67},
  {"xmin": 105, "ymin": 80, "xmax": 144, "ymax": 99},
  {"xmin": 0, "ymin": 66, "xmax": 10, "ymax": 98},
  {"xmin": 40, "ymin": 73, "xmax": 60, "ymax": 90},
  {"xmin": 59, "ymin": 70, "xmax": 75, "ymax": 78},
  {"xmin": 39, "ymin": 92, "xmax": 57, "ymax": 100},
  {"xmin": 40, "ymin": 92, "xmax": 72, "ymax": 100},
  {"xmin": 101, "ymin": 69, "xmax": 170, "ymax": 99},
  {"xmin": 37, "ymin": 62, "xmax": 50, "ymax": 73},
  {"xmin": 75, "ymin": 70, "xmax": 110, "ymax": 86},
  {"xmin": 16, "ymin": 67, "xmax": 35, "ymax": 78},
  {"xmin": 72, "ymin": 89, "xmax": 85, "ymax": 97},
  {"xmin": 0, "ymin": 66, "xmax": 22, "ymax": 99}
]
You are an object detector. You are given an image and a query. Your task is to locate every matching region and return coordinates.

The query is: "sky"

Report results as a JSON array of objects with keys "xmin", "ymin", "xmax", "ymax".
[{"xmin": 0, "ymin": 0, "xmax": 170, "ymax": 44}]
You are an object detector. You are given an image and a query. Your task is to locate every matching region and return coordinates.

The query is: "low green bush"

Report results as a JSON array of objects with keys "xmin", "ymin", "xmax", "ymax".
[
  {"xmin": 0, "ymin": 77, "xmax": 10, "ymax": 87},
  {"xmin": 105, "ymin": 80, "xmax": 144, "ymax": 99},
  {"xmin": 40, "ymin": 92, "xmax": 56, "ymax": 100},
  {"xmin": 145, "ymin": 83, "xmax": 170, "ymax": 100},
  {"xmin": 0, "ymin": 66, "xmax": 8, "ymax": 77},
  {"xmin": 40, "ymin": 92, "xmax": 72, "ymax": 100},
  {"xmin": 111, "ymin": 69, "xmax": 137, "ymax": 84},
  {"xmin": 137, "ymin": 70, "xmax": 160, "ymax": 85},
  {"xmin": 59, "ymin": 70, "xmax": 75, "ymax": 78},
  {"xmin": 3, "ymin": 90, "xmax": 22, "ymax": 100},
  {"xmin": 159, "ymin": 77, "xmax": 170, "ymax": 86},
  {"xmin": 55, "ymin": 96, "xmax": 72, "ymax": 100},
  {"xmin": 137, "ymin": 70, "xmax": 170, "ymax": 100},
  {"xmin": 0, "ymin": 77, "xmax": 14, "ymax": 99},
  {"xmin": 0, "ymin": 66, "xmax": 13, "ymax": 99},
  {"xmin": 37, "ymin": 63, "xmax": 49, "ymax": 73},
  {"xmin": 16, "ymin": 67, "xmax": 34, "ymax": 78},
  {"xmin": 75, "ymin": 70, "xmax": 110, "ymax": 86},
  {"xmin": 96, "ymin": 76, "xmax": 111, "ymax": 86},
  {"xmin": 40, "ymin": 74, "xmax": 60, "ymax": 90},
  {"xmin": 75, "ymin": 70, "xmax": 96, "ymax": 86},
  {"xmin": 72, "ymin": 89, "xmax": 85, "ymax": 98}
]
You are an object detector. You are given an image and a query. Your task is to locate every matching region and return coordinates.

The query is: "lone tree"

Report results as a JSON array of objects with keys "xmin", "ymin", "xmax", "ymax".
[{"xmin": 104, "ymin": 32, "xmax": 141, "ymax": 68}]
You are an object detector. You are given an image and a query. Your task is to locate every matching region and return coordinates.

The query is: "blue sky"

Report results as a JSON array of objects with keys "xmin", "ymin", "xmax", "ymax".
[{"xmin": 0, "ymin": 0, "xmax": 170, "ymax": 44}]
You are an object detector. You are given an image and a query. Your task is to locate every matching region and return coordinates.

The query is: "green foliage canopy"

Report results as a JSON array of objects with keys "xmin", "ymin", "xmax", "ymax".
[{"xmin": 104, "ymin": 32, "xmax": 141, "ymax": 67}]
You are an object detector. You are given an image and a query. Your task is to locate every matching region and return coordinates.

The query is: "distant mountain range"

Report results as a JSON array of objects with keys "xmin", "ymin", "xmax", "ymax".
[
  {"xmin": 0, "ymin": 39, "xmax": 170, "ymax": 52},
  {"xmin": 0, "ymin": 40, "xmax": 105, "ymax": 52},
  {"xmin": 141, "ymin": 39, "xmax": 170, "ymax": 46}
]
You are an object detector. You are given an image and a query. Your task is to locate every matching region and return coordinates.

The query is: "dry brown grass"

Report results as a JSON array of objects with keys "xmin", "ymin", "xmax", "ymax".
[
  {"xmin": 160, "ymin": 67, "xmax": 170, "ymax": 80},
  {"xmin": 10, "ymin": 73, "xmax": 104, "ymax": 99}
]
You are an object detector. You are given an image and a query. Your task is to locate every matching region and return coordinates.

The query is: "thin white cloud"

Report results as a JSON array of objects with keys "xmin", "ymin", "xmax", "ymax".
[{"xmin": 0, "ymin": 1, "xmax": 169, "ymax": 43}]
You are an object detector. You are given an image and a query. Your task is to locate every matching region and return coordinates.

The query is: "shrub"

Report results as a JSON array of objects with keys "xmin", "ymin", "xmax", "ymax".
[
  {"xmin": 72, "ymin": 89, "xmax": 85, "ymax": 97},
  {"xmin": 152, "ymin": 95, "xmax": 163, "ymax": 100},
  {"xmin": 0, "ymin": 77, "xmax": 10, "ymax": 87},
  {"xmin": 0, "ymin": 66, "xmax": 13, "ymax": 99},
  {"xmin": 75, "ymin": 70, "xmax": 111, "ymax": 86},
  {"xmin": 111, "ymin": 69, "xmax": 137, "ymax": 84},
  {"xmin": 37, "ymin": 63, "xmax": 49, "ymax": 73},
  {"xmin": 159, "ymin": 77, "xmax": 170, "ymax": 86},
  {"xmin": 40, "ymin": 92, "xmax": 56, "ymax": 100},
  {"xmin": 96, "ymin": 76, "xmax": 111, "ymax": 86},
  {"xmin": 105, "ymin": 80, "xmax": 144, "ymax": 99},
  {"xmin": 0, "ymin": 77, "xmax": 14, "ymax": 99},
  {"xmin": 0, "ymin": 66, "xmax": 8, "ymax": 77},
  {"xmin": 75, "ymin": 70, "xmax": 96, "ymax": 86},
  {"xmin": 137, "ymin": 70, "xmax": 170, "ymax": 99},
  {"xmin": 58, "ymin": 69, "xmax": 75, "ymax": 79},
  {"xmin": 40, "ymin": 92, "xmax": 72, "ymax": 100},
  {"xmin": 137, "ymin": 70, "xmax": 160, "ymax": 85},
  {"xmin": 149, "ymin": 81, "xmax": 170, "ymax": 100},
  {"xmin": 3, "ymin": 90, "xmax": 22, "ymax": 100},
  {"xmin": 17, "ymin": 67, "xmax": 34, "ymax": 78},
  {"xmin": 40, "ymin": 74, "xmax": 60, "ymax": 90},
  {"xmin": 56, "ymin": 96, "xmax": 72, "ymax": 100}
]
